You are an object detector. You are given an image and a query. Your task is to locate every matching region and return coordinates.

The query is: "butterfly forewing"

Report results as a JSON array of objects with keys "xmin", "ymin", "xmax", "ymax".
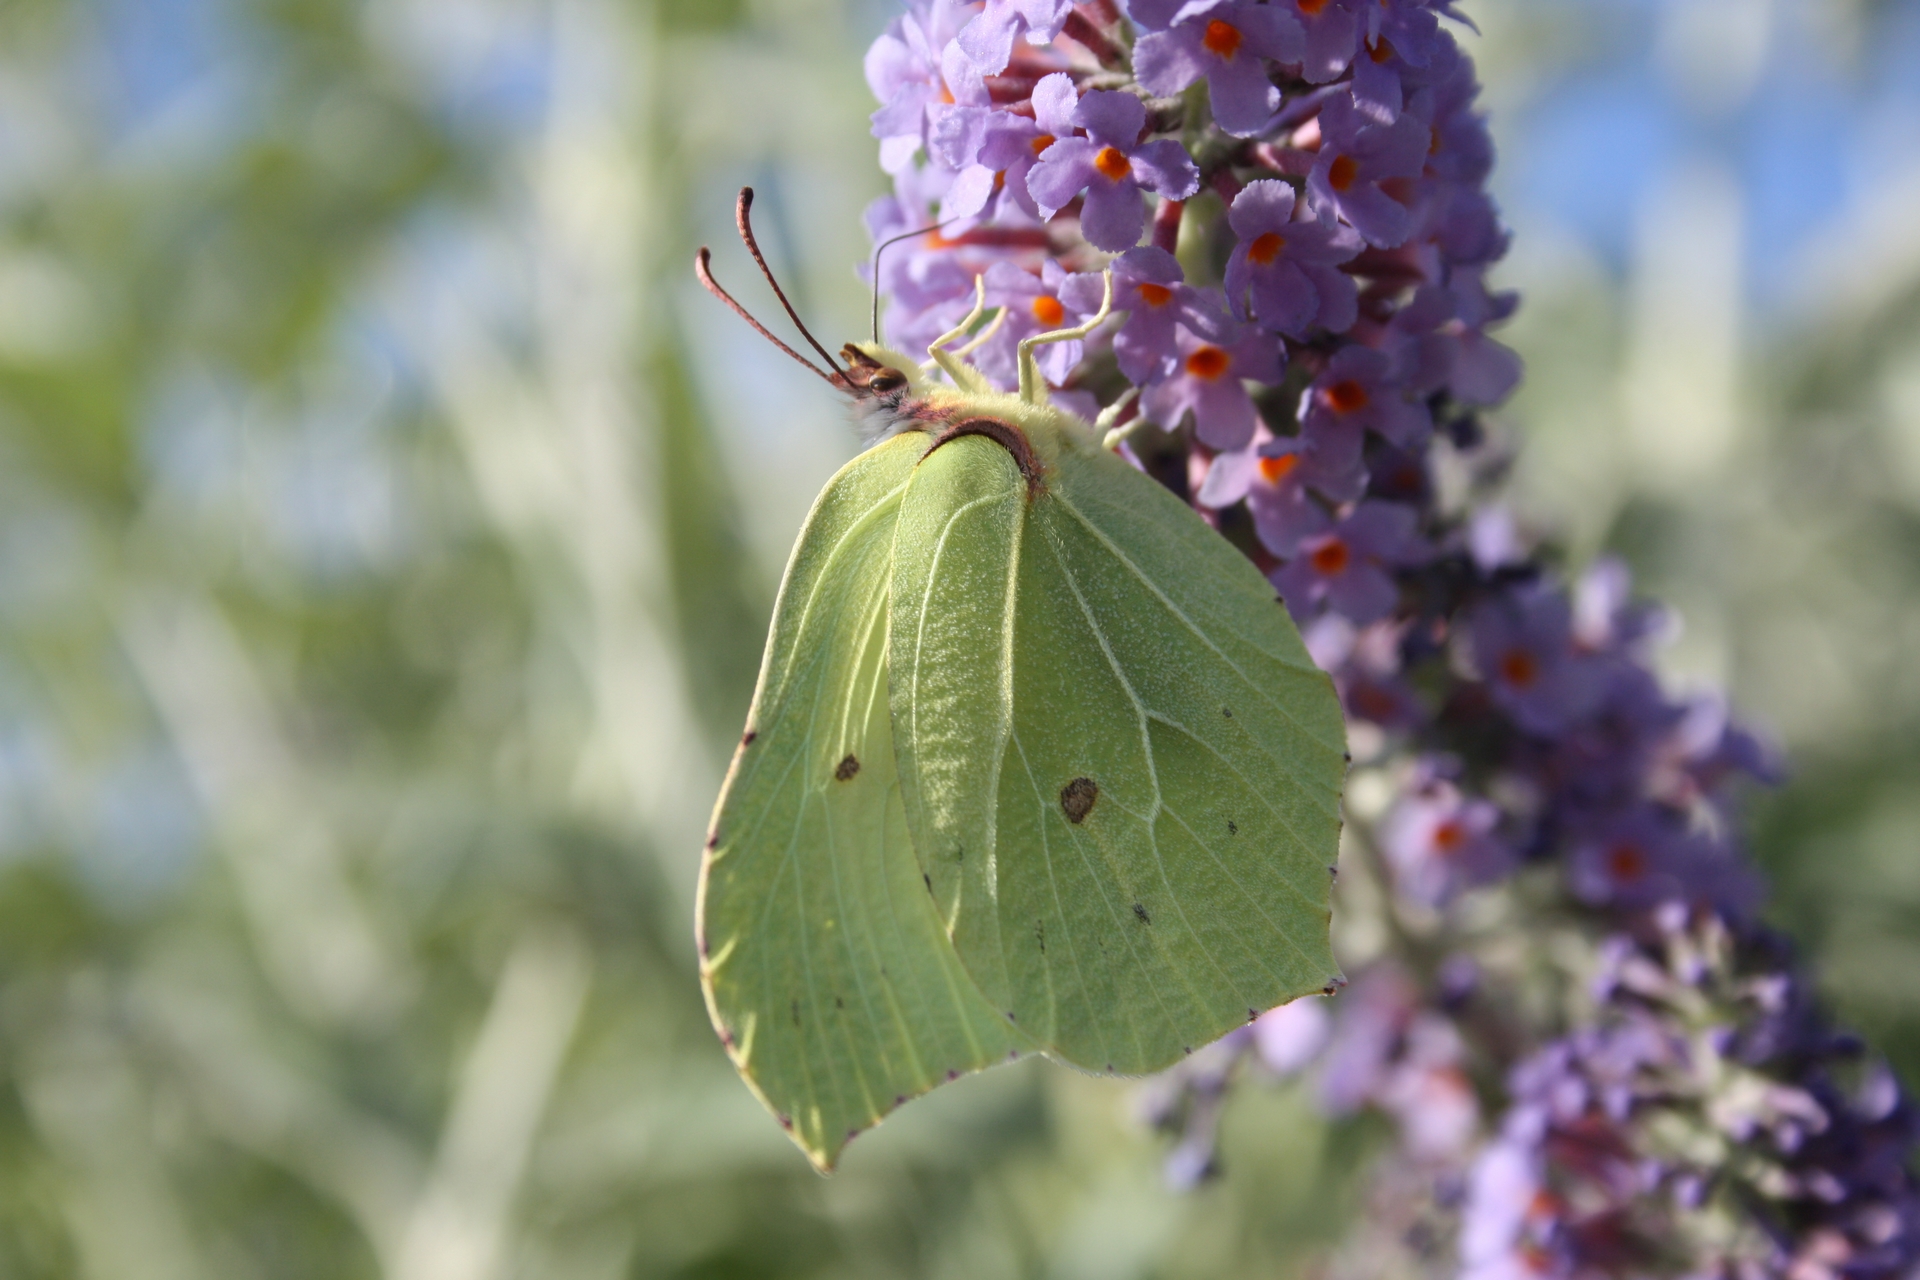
[{"xmin": 699, "ymin": 432, "xmax": 1029, "ymax": 1171}]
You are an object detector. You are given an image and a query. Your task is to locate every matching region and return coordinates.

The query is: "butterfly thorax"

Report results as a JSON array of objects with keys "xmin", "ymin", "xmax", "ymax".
[{"xmin": 842, "ymin": 341, "xmax": 1095, "ymax": 497}]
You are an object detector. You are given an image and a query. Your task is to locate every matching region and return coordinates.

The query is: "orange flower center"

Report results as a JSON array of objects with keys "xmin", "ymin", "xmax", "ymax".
[
  {"xmin": 992, "ymin": 169, "xmax": 1006, "ymax": 192},
  {"xmin": 1499, "ymin": 649, "xmax": 1539, "ymax": 689},
  {"xmin": 1607, "ymin": 843, "xmax": 1648, "ymax": 882},
  {"xmin": 1184, "ymin": 345, "xmax": 1231, "ymax": 379},
  {"xmin": 1248, "ymin": 231, "xmax": 1286, "ymax": 265},
  {"xmin": 1136, "ymin": 282, "xmax": 1173, "ymax": 307},
  {"xmin": 1325, "ymin": 379, "xmax": 1369, "ymax": 413},
  {"xmin": 1369, "ymin": 37, "xmax": 1395, "ymax": 63},
  {"xmin": 1328, "ymin": 154, "xmax": 1360, "ymax": 192},
  {"xmin": 1031, "ymin": 295, "xmax": 1065, "ymax": 326},
  {"xmin": 1309, "ymin": 538, "xmax": 1351, "ymax": 576},
  {"xmin": 1432, "ymin": 819, "xmax": 1467, "ymax": 854},
  {"xmin": 1298, "ymin": 0, "xmax": 1330, "ymax": 13},
  {"xmin": 1031, "ymin": 133, "xmax": 1056, "ymax": 157},
  {"xmin": 1202, "ymin": 19, "xmax": 1243, "ymax": 58},
  {"xmin": 1094, "ymin": 146, "xmax": 1133, "ymax": 182},
  {"xmin": 1257, "ymin": 453, "xmax": 1300, "ymax": 484}
]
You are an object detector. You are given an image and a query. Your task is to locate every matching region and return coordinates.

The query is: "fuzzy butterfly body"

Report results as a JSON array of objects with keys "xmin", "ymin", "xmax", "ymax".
[{"xmin": 695, "ymin": 194, "xmax": 1347, "ymax": 1171}]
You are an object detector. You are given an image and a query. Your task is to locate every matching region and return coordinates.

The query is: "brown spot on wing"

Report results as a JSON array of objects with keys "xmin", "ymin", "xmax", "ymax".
[
  {"xmin": 1060, "ymin": 777, "xmax": 1098, "ymax": 823},
  {"xmin": 835, "ymin": 754, "xmax": 860, "ymax": 781}
]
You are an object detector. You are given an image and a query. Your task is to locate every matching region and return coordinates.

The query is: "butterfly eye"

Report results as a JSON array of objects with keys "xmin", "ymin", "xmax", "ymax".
[{"xmin": 868, "ymin": 367, "xmax": 908, "ymax": 394}]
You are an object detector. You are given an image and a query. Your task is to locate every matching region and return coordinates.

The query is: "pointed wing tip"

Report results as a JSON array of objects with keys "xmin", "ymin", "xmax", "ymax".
[
  {"xmin": 790, "ymin": 1105, "xmax": 897, "ymax": 1175},
  {"xmin": 768, "ymin": 1107, "xmax": 840, "ymax": 1174}
]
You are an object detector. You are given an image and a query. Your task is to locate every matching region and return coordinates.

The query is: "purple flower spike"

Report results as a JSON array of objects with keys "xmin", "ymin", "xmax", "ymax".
[
  {"xmin": 1197, "ymin": 428, "xmax": 1359, "ymax": 555},
  {"xmin": 1459, "ymin": 1137, "xmax": 1553, "ymax": 1279},
  {"xmin": 1109, "ymin": 246, "xmax": 1228, "ymax": 384},
  {"xmin": 1027, "ymin": 89, "xmax": 1200, "ymax": 251},
  {"xmin": 1316, "ymin": 967, "xmax": 1419, "ymax": 1113},
  {"xmin": 866, "ymin": 0, "xmax": 990, "ymax": 173},
  {"xmin": 1139, "ymin": 322, "xmax": 1283, "ymax": 450},
  {"xmin": 865, "ymin": 195, "xmax": 1001, "ymax": 354},
  {"xmin": 1298, "ymin": 346, "xmax": 1432, "ymax": 475},
  {"xmin": 1308, "ymin": 91, "xmax": 1429, "ymax": 248},
  {"xmin": 840, "ymin": 6, "xmax": 1920, "ymax": 1266},
  {"xmin": 1383, "ymin": 281, "xmax": 1521, "ymax": 407},
  {"xmin": 935, "ymin": 74, "xmax": 1080, "ymax": 226},
  {"xmin": 1247, "ymin": 443, "xmax": 1339, "ymax": 555},
  {"xmin": 1381, "ymin": 771, "xmax": 1513, "ymax": 907},
  {"xmin": 1349, "ymin": 17, "xmax": 1457, "ymax": 125},
  {"xmin": 1349, "ymin": 37, "xmax": 1408, "ymax": 125},
  {"xmin": 1194, "ymin": 425, "xmax": 1264, "ymax": 507},
  {"xmin": 1566, "ymin": 808, "xmax": 1715, "ymax": 913},
  {"xmin": 1224, "ymin": 179, "xmax": 1362, "ymax": 337},
  {"xmin": 1277, "ymin": 0, "xmax": 1360, "ymax": 84},
  {"xmin": 972, "ymin": 259, "xmax": 1108, "ymax": 388},
  {"xmin": 956, "ymin": 0, "xmax": 1074, "ymax": 75},
  {"xmin": 1358, "ymin": 0, "xmax": 1449, "ymax": 74},
  {"xmin": 1134, "ymin": 2, "xmax": 1304, "ymax": 137},
  {"xmin": 1468, "ymin": 583, "xmax": 1604, "ymax": 737},
  {"xmin": 1272, "ymin": 500, "xmax": 1423, "ymax": 624},
  {"xmin": 1425, "ymin": 53, "xmax": 1495, "ymax": 186},
  {"xmin": 1118, "ymin": 0, "xmax": 1186, "ymax": 32},
  {"xmin": 1253, "ymin": 998, "xmax": 1331, "ymax": 1076}
]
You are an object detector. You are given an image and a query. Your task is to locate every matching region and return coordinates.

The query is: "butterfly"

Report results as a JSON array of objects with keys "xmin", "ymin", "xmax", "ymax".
[{"xmin": 695, "ymin": 189, "xmax": 1346, "ymax": 1171}]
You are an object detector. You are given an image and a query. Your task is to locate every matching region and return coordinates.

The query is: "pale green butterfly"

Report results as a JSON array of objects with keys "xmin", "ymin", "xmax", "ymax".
[{"xmin": 696, "ymin": 190, "xmax": 1347, "ymax": 1172}]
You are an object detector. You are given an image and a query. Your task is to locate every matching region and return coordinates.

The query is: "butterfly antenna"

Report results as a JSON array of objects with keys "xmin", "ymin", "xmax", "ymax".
[
  {"xmin": 695, "ymin": 247, "xmax": 845, "ymax": 392},
  {"xmin": 733, "ymin": 188, "xmax": 846, "ymax": 378},
  {"xmin": 870, "ymin": 216, "xmax": 954, "ymax": 344}
]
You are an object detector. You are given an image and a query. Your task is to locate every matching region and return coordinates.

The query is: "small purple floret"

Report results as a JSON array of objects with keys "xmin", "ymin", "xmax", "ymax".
[
  {"xmin": 1308, "ymin": 90, "xmax": 1428, "ymax": 248},
  {"xmin": 1027, "ymin": 89, "xmax": 1200, "ymax": 251},
  {"xmin": 956, "ymin": 0, "xmax": 1073, "ymax": 74},
  {"xmin": 1133, "ymin": 2, "xmax": 1304, "ymax": 137},
  {"xmin": 1272, "ymin": 500, "xmax": 1425, "ymax": 624},
  {"xmin": 1224, "ymin": 179, "xmax": 1362, "ymax": 337},
  {"xmin": 1139, "ymin": 322, "xmax": 1283, "ymax": 450}
]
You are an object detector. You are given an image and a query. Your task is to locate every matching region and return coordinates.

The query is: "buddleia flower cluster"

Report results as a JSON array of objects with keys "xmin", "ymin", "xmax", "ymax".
[{"xmin": 861, "ymin": 1, "xmax": 1920, "ymax": 1275}]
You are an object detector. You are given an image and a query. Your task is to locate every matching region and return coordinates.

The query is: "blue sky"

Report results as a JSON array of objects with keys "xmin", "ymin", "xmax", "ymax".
[{"xmin": 1490, "ymin": 0, "xmax": 1920, "ymax": 309}]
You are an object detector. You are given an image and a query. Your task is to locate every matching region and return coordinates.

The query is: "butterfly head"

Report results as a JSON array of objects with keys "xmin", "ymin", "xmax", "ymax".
[{"xmin": 694, "ymin": 187, "xmax": 1113, "ymax": 451}]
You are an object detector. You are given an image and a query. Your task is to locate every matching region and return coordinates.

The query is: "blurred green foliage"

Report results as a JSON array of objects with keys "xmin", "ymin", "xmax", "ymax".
[{"xmin": 0, "ymin": 0, "xmax": 1913, "ymax": 1276}]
